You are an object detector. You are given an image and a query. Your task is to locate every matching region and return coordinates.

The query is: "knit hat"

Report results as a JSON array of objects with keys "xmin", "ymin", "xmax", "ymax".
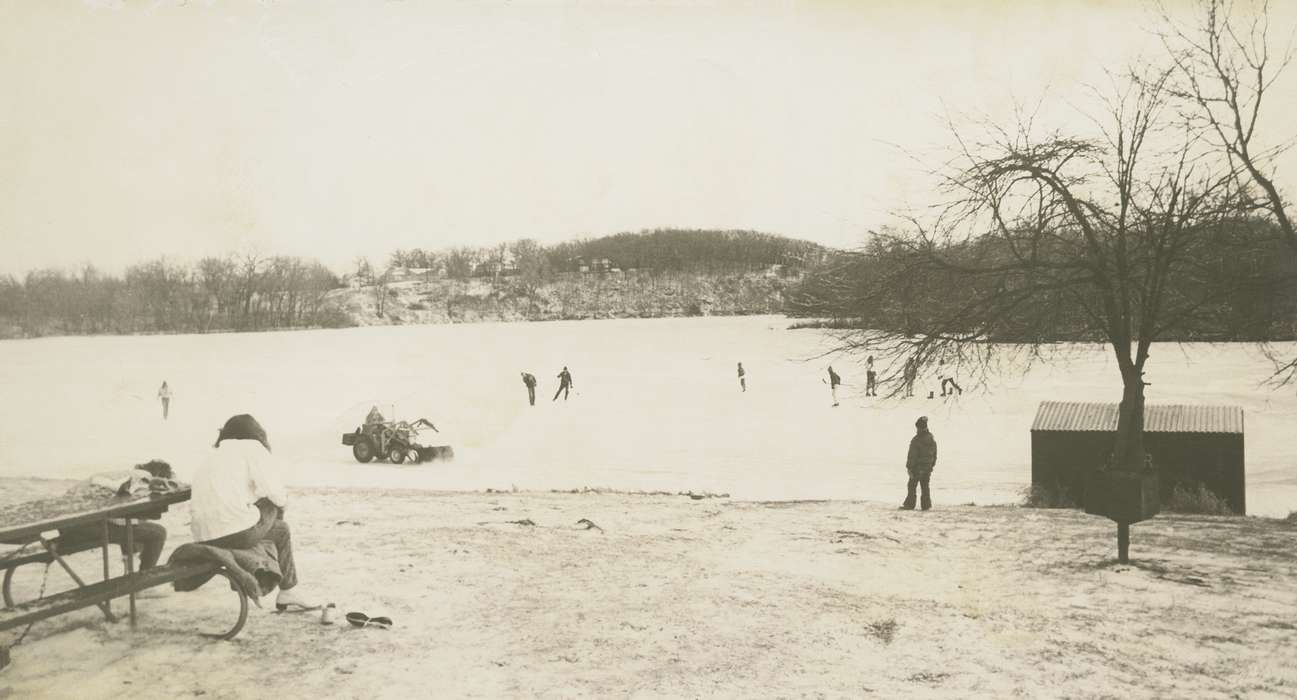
[{"xmin": 916, "ymin": 416, "xmax": 928, "ymax": 429}]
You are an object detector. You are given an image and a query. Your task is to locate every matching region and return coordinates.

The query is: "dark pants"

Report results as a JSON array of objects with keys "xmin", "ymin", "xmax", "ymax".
[
  {"xmin": 202, "ymin": 503, "xmax": 298, "ymax": 591},
  {"xmin": 740, "ymin": 378, "xmax": 746, "ymax": 392},
  {"xmin": 866, "ymin": 372, "xmax": 876, "ymax": 396},
  {"xmin": 903, "ymin": 473, "xmax": 932, "ymax": 510},
  {"xmin": 553, "ymin": 383, "xmax": 569, "ymax": 401},
  {"xmin": 60, "ymin": 521, "xmax": 168, "ymax": 570},
  {"xmin": 526, "ymin": 385, "xmax": 536, "ymax": 405},
  {"xmin": 941, "ymin": 378, "xmax": 962, "ymax": 396},
  {"xmin": 161, "ymin": 398, "xmax": 170, "ymax": 420}
]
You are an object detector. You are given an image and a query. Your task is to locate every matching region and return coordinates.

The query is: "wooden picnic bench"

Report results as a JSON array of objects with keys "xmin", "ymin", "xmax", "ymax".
[{"xmin": 0, "ymin": 488, "xmax": 250, "ymax": 657}]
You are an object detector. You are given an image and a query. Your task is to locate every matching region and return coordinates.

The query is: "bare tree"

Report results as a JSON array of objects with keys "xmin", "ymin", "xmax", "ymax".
[
  {"xmin": 800, "ymin": 73, "xmax": 1260, "ymax": 559},
  {"xmin": 372, "ymin": 265, "xmax": 391, "ymax": 318},
  {"xmin": 353, "ymin": 257, "xmax": 374, "ymax": 286},
  {"xmin": 1158, "ymin": 0, "xmax": 1297, "ymax": 381}
]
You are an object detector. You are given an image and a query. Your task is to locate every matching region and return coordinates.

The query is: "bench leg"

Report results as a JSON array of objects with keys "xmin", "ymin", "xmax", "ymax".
[
  {"xmin": 124, "ymin": 518, "xmax": 136, "ymax": 629},
  {"xmin": 2, "ymin": 566, "xmax": 15, "ymax": 609},
  {"xmin": 102, "ymin": 521, "xmax": 111, "ymax": 619},
  {"xmin": 197, "ymin": 569, "xmax": 249, "ymax": 641},
  {"xmin": 41, "ymin": 540, "xmax": 117, "ymax": 623}
]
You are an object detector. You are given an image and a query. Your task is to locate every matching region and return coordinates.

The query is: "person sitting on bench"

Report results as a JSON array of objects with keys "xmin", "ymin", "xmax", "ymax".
[
  {"xmin": 190, "ymin": 414, "xmax": 315, "ymax": 612},
  {"xmin": 57, "ymin": 460, "xmax": 175, "ymax": 571}
]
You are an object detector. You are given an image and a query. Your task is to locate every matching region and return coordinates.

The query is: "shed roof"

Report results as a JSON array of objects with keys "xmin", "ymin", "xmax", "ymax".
[{"xmin": 1031, "ymin": 401, "xmax": 1243, "ymax": 434}]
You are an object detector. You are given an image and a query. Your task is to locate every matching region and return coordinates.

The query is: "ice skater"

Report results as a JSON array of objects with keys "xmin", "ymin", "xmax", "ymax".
[
  {"xmin": 902, "ymin": 358, "xmax": 917, "ymax": 398},
  {"xmin": 901, "ymin": 416, "xmax": 937, "ymax": 511},
  {"xmin": 553, "ymin": 366, "xmax": 574, "ymax": 401},
  {"xmin": 827, "ymin": 366, "xmax": 841, "ymax": 406},
  {"xmin": 157, "ymin": 380, "xmax": 172, "ymax": 420},
  {"xmin": 737, "ymin": 362, "xmax": 746, "ymax": 392},
  {"xmin": 521, "ymin": 372, "xmax": 537, "ymax": 406},
  {"xmin": 865, "ymin": 355, "xmax": 877, "ymax": 397},
  {"xmin": 940, "ymin": 375, "xmax": 963, "ymax": 397}
]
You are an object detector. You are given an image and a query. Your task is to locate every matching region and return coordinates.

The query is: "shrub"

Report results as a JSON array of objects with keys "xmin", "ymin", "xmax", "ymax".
[
  {"xmin": 1020, "ymin": 482, "xmax": 1078, "ymax": 508},
  {"xmin": 1165, "ymin": 482, "xmax": 1235, "ymax": 515},
  {"xmin": 787, "ymin": 318, "xmax": 861, "ymax": 330}
]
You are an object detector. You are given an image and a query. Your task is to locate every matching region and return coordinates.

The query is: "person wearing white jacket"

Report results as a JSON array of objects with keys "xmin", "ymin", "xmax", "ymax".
[{"xmin": 190, "ymin": 414, "xmax": 314, "ymax": 611}]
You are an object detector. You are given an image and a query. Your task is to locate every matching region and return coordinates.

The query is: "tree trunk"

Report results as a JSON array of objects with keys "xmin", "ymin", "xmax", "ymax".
[{"xmin": 1111, "ymin": 365, "xmax": 1146, "ymax": 472}]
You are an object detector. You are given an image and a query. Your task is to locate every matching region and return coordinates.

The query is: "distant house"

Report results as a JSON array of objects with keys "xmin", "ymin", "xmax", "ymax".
[
  {"xmin": 1030, "ymin": 401, "xmax": 1245, "ymax": 513},
  {"xmin": 387, "ymin": 267, "xmax": 433, "ymax": 283},
  {"xmin": 473, "ymin": 260, "xmax": 519, "ymax": 278}
]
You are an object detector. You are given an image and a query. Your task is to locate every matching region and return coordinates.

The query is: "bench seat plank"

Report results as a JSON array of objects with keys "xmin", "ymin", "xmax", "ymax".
[{"xmin": 0, "ymin": 562, "xmax": 220, "ymax": 632}]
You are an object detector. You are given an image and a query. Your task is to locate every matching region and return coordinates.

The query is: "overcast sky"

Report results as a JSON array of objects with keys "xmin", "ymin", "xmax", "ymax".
[{"xmin": 2, "ymin": 0, "xmax": 1294, "ymax": 276}]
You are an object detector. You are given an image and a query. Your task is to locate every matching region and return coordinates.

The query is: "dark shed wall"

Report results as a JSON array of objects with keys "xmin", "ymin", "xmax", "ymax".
[{"xmin": 1031, "ymin": 431, "xmax": 1245, "ymax": 514}]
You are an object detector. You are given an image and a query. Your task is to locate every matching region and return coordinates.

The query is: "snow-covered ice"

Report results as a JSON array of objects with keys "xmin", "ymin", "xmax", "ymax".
[{"xmin": 0, "ymin": 315, "xmax": 1293, "ymax": 516}]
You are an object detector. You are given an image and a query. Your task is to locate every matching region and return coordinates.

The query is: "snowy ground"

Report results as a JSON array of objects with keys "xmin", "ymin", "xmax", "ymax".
[
  {"xmin": 2, "ymin": 483, "xmax": 1295, "ymax": 699},
  {"xmin": 0, "ymin": 315, "xmax": 1293, "ymax": 516}
]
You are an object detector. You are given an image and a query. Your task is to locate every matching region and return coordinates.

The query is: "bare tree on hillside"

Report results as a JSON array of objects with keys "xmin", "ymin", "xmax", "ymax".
[
  {"xmin": 1158, "ymin": 0, "xmax": 1297, "ymax": 381},
  {"xmin": 372, "ymin": 264, "xmax": 391, "ymax": 318}
]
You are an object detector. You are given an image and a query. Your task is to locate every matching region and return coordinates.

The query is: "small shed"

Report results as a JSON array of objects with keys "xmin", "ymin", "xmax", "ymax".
[{"xmin": 1031, "ymin": 401, "xmax": 1245, "ymax": 514}]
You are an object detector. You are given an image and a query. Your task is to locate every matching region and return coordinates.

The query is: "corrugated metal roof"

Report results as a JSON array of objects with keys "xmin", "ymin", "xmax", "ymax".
[{"xmin": 1031, "ymin": 401, "xmax": 1243, "ymax": 434}]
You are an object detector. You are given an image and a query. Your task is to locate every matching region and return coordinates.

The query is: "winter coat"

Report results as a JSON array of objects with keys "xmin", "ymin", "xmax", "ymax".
[
  {"xmin": 522, "ymin": 373, "xmax": 537, "ymax": 388},
  {"xmin": 828, "ymin": 369, "xmax": 841, "ymax": 388},
  {"xmin": 906, "ymin": 429, "xmax": 937, "ymax": 477}
]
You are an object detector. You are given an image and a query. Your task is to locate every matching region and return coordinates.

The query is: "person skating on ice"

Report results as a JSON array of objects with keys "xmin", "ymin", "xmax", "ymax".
[
  {"xmin": 902, "ymin": 357, "xmax": 917, "ymax": 398},
  {"xmin": 553, "ymin": 366, "xmax": 574, "ymax": 401},
  {"xmin": 737, "ymin": 362, "xmax": 746, "ymax": 392},
  {"xmin": 521, "ymin": 372, "xmax": 537, "ymax": 406},
  {"xmin": 828, "ymin": 366, "xmax": 841, "ymax": 406},
  {"xmin": 158, "ymin": 380, "xmax": 172, "ymax": 420}
]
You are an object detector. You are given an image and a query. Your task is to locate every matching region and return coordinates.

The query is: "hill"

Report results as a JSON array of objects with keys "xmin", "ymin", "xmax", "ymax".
[
  {"xmin": 339, "ymin": 229, "xmax": 829, "ymax": 325},
  {"xmin": 329, "ymin": 268, "xmax": 802, "ymax": 325}
]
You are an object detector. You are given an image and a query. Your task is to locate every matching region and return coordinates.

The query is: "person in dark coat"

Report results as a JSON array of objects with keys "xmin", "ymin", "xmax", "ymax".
[
  {"xmin": 901, "ymin": 416, "xmax": 937, "ymax": 510},
  {"xmin": 828, "ymin": 366, "xmax": 842, "ymax": 406},
  {"xmin": 737, "ymin": 362, "xmax": 746, "ymax": 392},
  {"xmin": 553, "ymin": 366, "xmax": 574, "ymax": 401},
  {"xmin": 865, "ymin": 355, "xmax": 877, "ymax": 397},
  {"xmin": 521, "ymin": 372, "xmax": 537, "ymax": 406}
]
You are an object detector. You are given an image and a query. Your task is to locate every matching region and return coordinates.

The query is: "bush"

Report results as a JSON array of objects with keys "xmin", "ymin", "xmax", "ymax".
[
  {"xmin": 1165, "ymin": 482, "xmax": 1235, "ymax": 515},
  {"xmin": 787, "ymin": 318, "xmax": 861, "ymax": 330},
  {"xmin": 312, "ymin": 308, "xmax": 355, "ymax": 329},
  {"xmin": 1021, "ymin": 482, "xmax": 1078, "ymax": 508}
]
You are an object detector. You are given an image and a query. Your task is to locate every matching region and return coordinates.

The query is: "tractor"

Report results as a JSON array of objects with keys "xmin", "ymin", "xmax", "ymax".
[{"xmin": 341, "ymin": 412, "xmax": 454, "ymax": 464}]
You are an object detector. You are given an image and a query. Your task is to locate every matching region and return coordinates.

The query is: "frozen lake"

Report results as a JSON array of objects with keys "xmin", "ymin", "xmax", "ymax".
[{"xmin": 1, "ymin": 315, "xmax": 1293, "ymax": 516}]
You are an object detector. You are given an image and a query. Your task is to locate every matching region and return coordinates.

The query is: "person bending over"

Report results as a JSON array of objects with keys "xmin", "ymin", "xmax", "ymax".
[{"xmin": 58, "ymin": 460, "xmax": 175, "ymax": 570}]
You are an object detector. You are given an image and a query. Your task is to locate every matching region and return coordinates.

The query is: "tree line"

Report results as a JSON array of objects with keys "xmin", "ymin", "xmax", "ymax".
[
  {"xmin": 0, "ymin": 254, "xmax": 345, "ymax": 338},
  {"xmin": 382, "ymin": 229, "xmax": 829, "ymax": 281},
  {"xmin": 790, "ymin": 218, "xmax": 1297, "ymax": 344}
]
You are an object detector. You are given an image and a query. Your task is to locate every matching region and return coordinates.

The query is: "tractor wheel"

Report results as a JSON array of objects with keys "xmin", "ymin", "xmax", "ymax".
[
  {"xmin": 352, "ymin": 439, "xmax": 376, "ymax": 463},
  {"xmin": 388, "ymin": 445, "xmax": 406, "ymax": 464}
]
